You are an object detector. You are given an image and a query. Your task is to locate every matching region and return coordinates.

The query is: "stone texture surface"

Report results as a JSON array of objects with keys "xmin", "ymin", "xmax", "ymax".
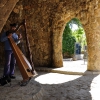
[
  {"xmin": 35, "ymin": 71, "xmax": 100, "ymax": 100},
  {"xmin": 1, "ymin": 60, "xmax": 100, "ymax": 100},
  {"xmin": 0, "ymin": 68, "xmax": 44, "ymax": 100},
  {"xmin": 0, "ymin": 0, "xmax": 100, "ymax": 70},
  {"xmin": 0, "ymin": 0, "xmax": 19, "ymax": 32},
  {"xmin": 0, "ymin": 0, "xmax": 19, "ymax": 65}
]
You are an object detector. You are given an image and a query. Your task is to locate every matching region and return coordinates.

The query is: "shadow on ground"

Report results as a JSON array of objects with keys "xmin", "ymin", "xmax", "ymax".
[{"xmin": 34, "ymin": 71, "xmax": 99, "ymax": 100}]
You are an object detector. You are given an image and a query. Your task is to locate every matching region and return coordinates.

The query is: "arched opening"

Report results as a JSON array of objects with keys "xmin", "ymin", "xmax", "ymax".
[{"xmin": 62, "ymin": 18, "xmax": 87, "ymax": 71}]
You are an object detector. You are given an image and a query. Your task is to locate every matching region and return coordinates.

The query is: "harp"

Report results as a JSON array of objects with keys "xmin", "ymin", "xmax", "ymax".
[{"xmin": 8, "ymin": 37, "xmax": 35, "ymax": 85}]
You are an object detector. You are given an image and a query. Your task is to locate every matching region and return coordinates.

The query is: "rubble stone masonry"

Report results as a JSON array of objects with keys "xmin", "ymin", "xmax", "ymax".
[{"xmin": 0, "ymin": 0, "xmax": 100, "ymax": 70}]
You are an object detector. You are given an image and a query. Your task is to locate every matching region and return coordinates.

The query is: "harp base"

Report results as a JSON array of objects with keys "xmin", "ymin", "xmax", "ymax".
[{"xmin": 19, "ymin": 77, "xmax": 32, "ymax": 86}]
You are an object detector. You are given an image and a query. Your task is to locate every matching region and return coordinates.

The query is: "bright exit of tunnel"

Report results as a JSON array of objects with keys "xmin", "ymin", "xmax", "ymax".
[{"xmin": 62, "ymin": 18, "xmax": 87, "ymax": 69}]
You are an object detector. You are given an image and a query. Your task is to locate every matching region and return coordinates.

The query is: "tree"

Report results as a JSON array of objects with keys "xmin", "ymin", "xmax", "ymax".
[
  {"xmin": 62, "ymin": 34, "xmax": 76, "ymax": 54},
  {"xmin": 62, "ymin": 22, "xmax": 76, "ymax": 55},
  {"xmin": 73, "ymin": 28, "xmax": 85, "ymax": 43}
]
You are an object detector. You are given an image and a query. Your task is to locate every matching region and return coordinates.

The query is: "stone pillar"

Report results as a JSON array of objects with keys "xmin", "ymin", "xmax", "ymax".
[
  {"xmin": 52, "ymin": 20, "xmax": 65, "ymax": 67},
  {"xmin": 84, "ymin": 17, "xmax": 100, "ymax": 71},
  {"xmin": 52, "ymin": 36, "xmax": 63, "ymax": 67},
  {"xmin": 86, "ymin": 30, "xmax": 100, "ymax": 71},
  {"xmin": 52, "ymin": 34, "xmax": 63, "ymax": 67}
]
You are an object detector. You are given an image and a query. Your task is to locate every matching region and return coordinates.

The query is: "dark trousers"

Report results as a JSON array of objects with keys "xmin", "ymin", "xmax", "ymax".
[{"xmin": 3, "ymin": 50, "xmax": 16, "ymax": 76}]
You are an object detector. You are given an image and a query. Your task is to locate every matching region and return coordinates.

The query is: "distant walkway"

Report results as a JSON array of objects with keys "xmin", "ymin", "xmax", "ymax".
[{"xmin": 35, "ymin": 59, "xmax": 88, "ymax": 75}]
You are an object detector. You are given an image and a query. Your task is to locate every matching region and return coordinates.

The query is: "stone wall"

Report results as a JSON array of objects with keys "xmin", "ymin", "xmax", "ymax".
[
  {"xmin": 0, "ymin": 0, "xmax": 19, "ymax": 65},
  {"xmin": 1, "ymin": 0, "xmax": 100, "ymax": 70}
]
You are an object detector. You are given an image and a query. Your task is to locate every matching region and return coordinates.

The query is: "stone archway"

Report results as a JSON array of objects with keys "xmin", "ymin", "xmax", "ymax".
[
  {"xmin": 1, "ymin": 0, "xmax": 100, "ymax": 71},
  {"xmin": 51, "ymin": 17, "xmax": 75, "ymax": 67},
  {"xmin": 50, "ymin": 0, "xmax": 100, "ymax": 71}
]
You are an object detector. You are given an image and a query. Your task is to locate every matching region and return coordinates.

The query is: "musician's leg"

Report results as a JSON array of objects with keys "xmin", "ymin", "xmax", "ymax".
[
  {"xmin": 3, "ymin": 50, "xmax": 12, "ymax": 76},
  {"xmin": 10, "ymin": 52, "xmax": 16, "ymax": 77}
]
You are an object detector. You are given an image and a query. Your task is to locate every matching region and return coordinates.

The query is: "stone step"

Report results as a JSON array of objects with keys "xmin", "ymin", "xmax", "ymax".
[{"xmin": 35, "ymin": 67, "xmax": 100, "ymax": 75}]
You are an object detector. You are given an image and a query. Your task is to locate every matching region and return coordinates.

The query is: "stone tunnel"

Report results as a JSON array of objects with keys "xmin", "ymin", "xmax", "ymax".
[{"xmin": 0, "ymin": 0, "xmax": 100, "ymax": 71}]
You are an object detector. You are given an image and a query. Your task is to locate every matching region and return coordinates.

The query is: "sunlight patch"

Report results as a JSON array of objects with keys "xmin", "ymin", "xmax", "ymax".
[{"xmin": 35, "ymin": 73, "xmax": 81, "ymax": 84}]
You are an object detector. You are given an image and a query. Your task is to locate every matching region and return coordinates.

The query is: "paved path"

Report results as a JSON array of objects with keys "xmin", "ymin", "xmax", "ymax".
[
  {"xmin": 1, "ymin": 59, "xmax": 100, "ymax": 100},
  {"xmin": 35, "ymin": 72, "xmax": 100, "ymax": 100},
  {"xmin": 36, "ymin": 59, "xmax": 92, "ymax": 75},
  {"xmin": 35, "ymin": 60, "xmax": 100, "ymax": 100},
  {"xmin": 0, "ymin": 69, "xmax": 44, "ymax": 100}
]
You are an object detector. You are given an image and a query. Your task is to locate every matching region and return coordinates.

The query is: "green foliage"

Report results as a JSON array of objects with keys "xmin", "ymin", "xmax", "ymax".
[
  {"xmin": 63, "ymin": 22, "xmax": 72, "ymax": 35},
  {"xmin": 62, "ymin": 22, "xmax": 76, "ymax": 54},
  {"xmin": 62, "ymin": 34, "xmax": 76, "ymax": 54},
  {"xmin": 69, "ymin": 18, "xmax": 82, "ymax": 28},
  {"xmin": 72, "ymin": 25, "xmax": 87, "ymax": 50},
  {"xmin": 72, "ymin": 28, "xmax": 85, "ymax": 43}
]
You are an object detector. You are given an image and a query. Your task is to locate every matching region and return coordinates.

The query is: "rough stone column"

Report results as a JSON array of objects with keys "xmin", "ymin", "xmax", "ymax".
[
  {"xmin": 86, "ymin": 29, "xmax": 100, "ymax": 71},
  {"xmin": 52, "ymin": 30, "xmax": 63, "ymax": 67},
  {"xmin": 52, "ymin": 19, "xmax": 66, "ymax": 67},
  {"xmin": 85, "ymin": 7, "xmax": 100, "ymax": 71}
]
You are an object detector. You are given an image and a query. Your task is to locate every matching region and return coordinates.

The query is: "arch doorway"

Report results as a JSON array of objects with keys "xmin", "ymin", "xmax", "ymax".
[{"xmin": 62, "ymin": 18, "xmax": 87, "ymax": 72}]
